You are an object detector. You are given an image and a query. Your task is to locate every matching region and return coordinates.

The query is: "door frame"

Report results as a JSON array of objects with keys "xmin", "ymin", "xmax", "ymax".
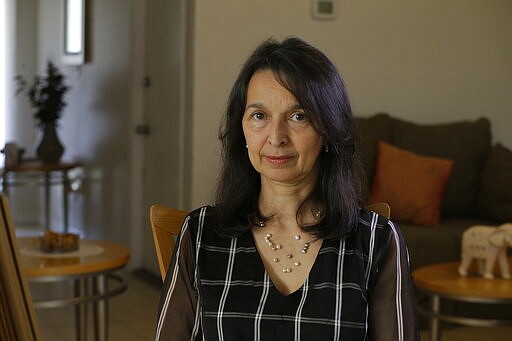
[
  {"xmin": 128, "ymin": 0, "xmax": 146, "ymax": 269},
  {"xmin": 129, "ymin": 0, "xmax": 192, "ymax": 269}
]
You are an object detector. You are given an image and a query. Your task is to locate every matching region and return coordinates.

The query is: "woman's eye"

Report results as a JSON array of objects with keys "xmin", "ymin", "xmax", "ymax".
[
  {"xmin": 291, "ymin": 112, "xmax": 307, "ymax": 122},
  {"xmin": 252, "ymin": 112, "xmax": 265, "ymax": 120}
]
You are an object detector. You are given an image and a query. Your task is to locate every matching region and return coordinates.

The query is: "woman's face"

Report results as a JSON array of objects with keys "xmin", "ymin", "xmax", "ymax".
[{"xmin": 242, "ymin": 69, "xmax": 324, "ymax": 187}]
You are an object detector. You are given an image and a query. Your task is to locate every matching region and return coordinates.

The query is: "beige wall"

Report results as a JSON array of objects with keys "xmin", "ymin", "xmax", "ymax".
[{"xmin": 188, "ymin": 0, "xmax": 512, "ymax": 208}]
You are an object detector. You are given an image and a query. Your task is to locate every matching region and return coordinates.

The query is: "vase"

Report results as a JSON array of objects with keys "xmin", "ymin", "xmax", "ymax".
[{"xmin": 36, "ymin": 122, "xmax": 64, "ymax": 163}]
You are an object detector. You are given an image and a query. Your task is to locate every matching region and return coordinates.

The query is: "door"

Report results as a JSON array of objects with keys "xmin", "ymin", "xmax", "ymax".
[{"xmin": 138, "ymin": 0, "xmax": 188, "ymax": 276}]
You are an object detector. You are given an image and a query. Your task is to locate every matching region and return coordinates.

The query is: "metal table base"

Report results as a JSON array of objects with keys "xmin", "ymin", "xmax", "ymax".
[{"xmin": 30, "ymin": 271, "xmax": 127, "ymax": 341}]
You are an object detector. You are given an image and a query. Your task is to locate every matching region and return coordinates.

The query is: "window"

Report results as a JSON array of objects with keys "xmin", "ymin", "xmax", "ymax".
[{"xmin": 62, "ymin": 0, "xmax": 85, "ymax": 65}]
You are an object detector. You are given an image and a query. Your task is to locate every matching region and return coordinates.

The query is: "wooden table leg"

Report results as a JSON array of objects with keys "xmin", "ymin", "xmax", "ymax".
[
  {"xmin": 93, "ymin": 274, "xmax": 108, "ymax": 341},
  {"xmin": 430, "ymin": 294, "xmax": 441, "ymax": 341}
]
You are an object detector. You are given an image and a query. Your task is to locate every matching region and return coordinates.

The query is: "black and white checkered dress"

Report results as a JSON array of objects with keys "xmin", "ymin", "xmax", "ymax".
[{"xmin": 156, "ymin": 206, "xmax": 418, "ymax": 341}]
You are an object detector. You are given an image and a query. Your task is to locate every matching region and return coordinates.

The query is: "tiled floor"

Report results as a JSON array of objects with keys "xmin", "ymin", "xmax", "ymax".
[
  {"xmin": 32, "ymin": 271, "xmax": 512, "ymax": 340},
  {"xmin": 33, "ymin": 270, "xmax": 161, "ymax": 341}
]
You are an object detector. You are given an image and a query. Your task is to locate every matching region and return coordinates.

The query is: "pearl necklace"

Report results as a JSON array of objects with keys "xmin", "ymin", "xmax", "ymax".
[
  {"xmin": 264, "ymin": 232, "xmax": 311, "ymax": 273},
  {"xmin": 258, "ymin": 220, "xmax": 313, "ymax": 274}
]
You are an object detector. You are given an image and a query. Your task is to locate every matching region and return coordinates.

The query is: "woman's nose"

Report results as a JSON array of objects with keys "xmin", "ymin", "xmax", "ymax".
[{"xmin": 268, "ymin": 120, "xmax": 288, "ymax": 146}]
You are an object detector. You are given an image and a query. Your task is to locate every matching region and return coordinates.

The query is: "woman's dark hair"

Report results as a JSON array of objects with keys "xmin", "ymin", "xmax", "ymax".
[{"xmin": 215, "ymin": 37, "xmax": 363, "ymax": 239}]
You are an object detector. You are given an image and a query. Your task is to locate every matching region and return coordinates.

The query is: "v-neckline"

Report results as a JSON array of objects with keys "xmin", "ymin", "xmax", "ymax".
[{"xmin": 249, "ymin": 230, "xmax": 324, "ymax": 297}]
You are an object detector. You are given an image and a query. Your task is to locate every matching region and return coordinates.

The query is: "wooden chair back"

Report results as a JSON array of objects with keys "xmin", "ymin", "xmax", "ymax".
[
  {"xmin": 149, "ymin": 202, "xmax": 390, "ymax": 281},
  {"xmin": 150, "ymin": 204, "xmax": 189, "ymax": 280},
  {"xmin": 0, "ymin": 194, "xmax": 41, "ymax": 341},
  {"xmin": 366, "ymin": 202, "xmax": 391, "ymax": 219}
]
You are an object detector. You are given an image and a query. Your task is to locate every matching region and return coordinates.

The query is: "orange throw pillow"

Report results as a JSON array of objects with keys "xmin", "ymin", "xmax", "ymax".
[{"xmin": 370, "ymin": 141, "xmax": 454, "ymax": 226}]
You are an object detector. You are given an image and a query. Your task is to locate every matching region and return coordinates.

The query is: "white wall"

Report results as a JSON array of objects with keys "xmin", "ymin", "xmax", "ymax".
[
  {"xmin": 10, "ymin": 0, "xmax": 37, "ymax": 148},
  {"xmin": 8, "ymin": 0, "xmax": 43, "ymax": 225},
  {"xmin": 188, "ymin": 0, "xmax": 512, "ymax": 208}
]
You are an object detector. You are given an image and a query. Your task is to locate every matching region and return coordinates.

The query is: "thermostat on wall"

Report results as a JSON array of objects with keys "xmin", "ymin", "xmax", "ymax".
[{"xmin": 311, "ymin": 0, "xmax": 336, "ymax": 20}]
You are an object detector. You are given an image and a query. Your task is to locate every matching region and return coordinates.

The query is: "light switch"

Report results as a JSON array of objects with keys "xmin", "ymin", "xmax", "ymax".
[{"xmin": 311, "ymin": 0, "xmax": 336, "ymax": 20}]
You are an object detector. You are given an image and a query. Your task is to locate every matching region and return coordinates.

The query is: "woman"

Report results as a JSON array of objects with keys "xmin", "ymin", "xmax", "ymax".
[{"xmin": 156, "ymin": 37, "xmax": 418, "ymax": 340}]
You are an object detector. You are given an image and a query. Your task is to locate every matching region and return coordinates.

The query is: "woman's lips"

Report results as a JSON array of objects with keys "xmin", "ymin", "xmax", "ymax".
[{"xmin": 264, "ymin": 155, "xmax": 293, "ymax": 165}]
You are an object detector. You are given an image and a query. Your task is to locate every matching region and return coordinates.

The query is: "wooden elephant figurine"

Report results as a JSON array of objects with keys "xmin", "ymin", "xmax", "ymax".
[{"xmin": 458, "ymin": 223, "xmax": 512, "ymax": 279}]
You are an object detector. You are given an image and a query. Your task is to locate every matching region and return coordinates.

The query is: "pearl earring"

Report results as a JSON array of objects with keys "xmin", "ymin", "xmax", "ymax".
[
  {"xmin": 246, "ymin": 144, "xmax": 248, "ymax": 149},
  {"xmin": 324, "ymin": 144, "xmax": 329, "ymax": 153}
]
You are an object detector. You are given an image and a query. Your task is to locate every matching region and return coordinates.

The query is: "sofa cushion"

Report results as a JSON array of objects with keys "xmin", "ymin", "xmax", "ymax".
[
  {"xmin": 390, "ymin": 117, "xmax": 491, "ymax": 217},
  {"xmin": 478, "ymin": 143, "xmax": 512, "ymax": 223},
  {"xmin": 399, "ymin": 217, "xmax": 491, "ymax": 270},
  {"xmin": 370, "ymin": 141, "xmax": 454, "ymax": 226},
  {"xmin": 354, "ymin": 113, "xmax": 393, "ymax": 200}
]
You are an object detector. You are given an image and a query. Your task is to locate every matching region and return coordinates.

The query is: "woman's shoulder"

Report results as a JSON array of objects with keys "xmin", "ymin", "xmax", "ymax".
[
  {"xmin": 182, "ymin": 205, "xmax": 222, "ymax": 238},
  {"xmin": 354, "ymin": 207, "xmax": 407, "ymax": 252},
  {"xmin": 183, "ymin": 205, "xmax": 217, "ymax": 229},
  {"xmin": 187, "ymin": 205, "xmax": 216, "ymax": 219},
  {"xmin": 358, "ymin": 207, "xmax": 392, "ymax": 230},
  {"xmin": 345, "ymin": 207, "xmax": 397, "ymax": 246}
]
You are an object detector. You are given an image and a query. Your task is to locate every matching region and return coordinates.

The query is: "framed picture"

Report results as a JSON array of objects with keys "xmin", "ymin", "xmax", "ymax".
[
  {"xmin": 0, "ymin": 195, "xmax": 41, "ymax": 340},
  {"xmin": 62, "ymin": 0, "xmax": 86, "ymax": 65}
]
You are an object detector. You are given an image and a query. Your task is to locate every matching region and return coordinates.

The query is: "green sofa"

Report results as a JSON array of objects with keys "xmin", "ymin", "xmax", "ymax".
[{"xmin": 355, "ymin": 113, "xmax": 512, "ymax": 271}]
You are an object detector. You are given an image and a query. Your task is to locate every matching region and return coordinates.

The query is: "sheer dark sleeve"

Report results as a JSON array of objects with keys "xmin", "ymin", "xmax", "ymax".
[
  {"xmin": 368, "ymin": 221, "xmax": 419, "ymax": 341},
  {"xmin": 155, "ymin": 219, "xmax": 200, "ymax": 340}
]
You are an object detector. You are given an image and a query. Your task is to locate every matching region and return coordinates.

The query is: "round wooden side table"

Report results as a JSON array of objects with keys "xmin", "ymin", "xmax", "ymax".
[
  {"xmin": 18, "ymin": 237, "xmax": 130, "ymax": 341},
  {"xmin": 412, "ymin": 258, "xmax": 512, "ymax": 341}
]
